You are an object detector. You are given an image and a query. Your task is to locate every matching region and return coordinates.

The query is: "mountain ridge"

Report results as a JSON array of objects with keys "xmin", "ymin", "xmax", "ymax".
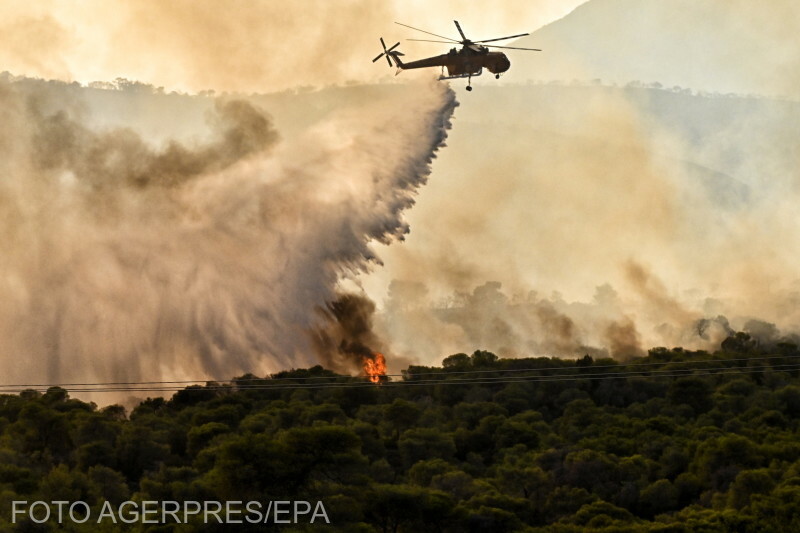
[{"xmin": 512, "ymin": 0, "xmax": 800, "ymax": 99}]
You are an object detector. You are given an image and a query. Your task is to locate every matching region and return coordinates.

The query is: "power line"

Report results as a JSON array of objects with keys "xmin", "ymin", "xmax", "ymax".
[
  {"xmin": 1, "ymin": 361, "xmax": 796, "ymax": 394},
  {"xmin": 1, "ymin": 354, "xmax": 797, "ymax": 389}
]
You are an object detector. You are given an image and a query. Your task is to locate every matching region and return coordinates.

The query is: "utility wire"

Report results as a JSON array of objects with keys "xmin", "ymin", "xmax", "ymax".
[
  {"xmin": 2, "ymin": 361, "xmax": 797, "ymax": 394},
  {"xmin": 1, "ymin": 354, "xmax": 797, "ymax": 389}
]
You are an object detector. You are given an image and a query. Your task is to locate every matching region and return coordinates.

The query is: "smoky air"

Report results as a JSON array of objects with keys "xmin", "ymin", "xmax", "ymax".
[{"xmin": 0, "ymin": 76, "xmax": 456, "ymax": 400}]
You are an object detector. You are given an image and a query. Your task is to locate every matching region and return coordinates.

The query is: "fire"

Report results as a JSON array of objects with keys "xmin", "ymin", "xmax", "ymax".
[{"xmin": 364, "ymin": 352, "xmax": 387, "ymax": 384}]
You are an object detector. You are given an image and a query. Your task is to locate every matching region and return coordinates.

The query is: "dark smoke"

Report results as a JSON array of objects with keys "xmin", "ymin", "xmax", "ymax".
[
  {"xmin": 695, "ymin": 316, "xmax": 734, "ymax": 342},
  {"xmin": 32, "ymin": 99, "xmax": 279, "ymax": 190},
  {"xmin": 312, "ymin": 294, "xmax": 386, "ymax": 374},
  {"xmin": 534, "ymin": 302, "xmax": 581, "ymax": 354},
  {"xmin": 604, "ymin": 318, "xmax": 643, "ymax": 360}
]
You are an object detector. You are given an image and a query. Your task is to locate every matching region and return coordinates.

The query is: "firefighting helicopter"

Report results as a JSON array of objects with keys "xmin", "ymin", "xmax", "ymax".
[{"xmin": 373, "ymin": 20, "xmax": 541, "ymax": 91}]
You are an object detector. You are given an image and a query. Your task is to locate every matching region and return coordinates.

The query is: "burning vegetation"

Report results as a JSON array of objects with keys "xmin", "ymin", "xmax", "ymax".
[
  {"xmin": 363, "ymin": 352, "xmax": 387, "ymax": 383},
  {"xmin": 313, "ymin": 294, "xmax": 390, "ymax": 381}
]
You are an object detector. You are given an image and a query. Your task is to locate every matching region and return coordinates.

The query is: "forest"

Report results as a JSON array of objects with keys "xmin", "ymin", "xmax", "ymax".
[{"xmin": 1, "ymin": 333, "xmax": 799, "ymax": 532}]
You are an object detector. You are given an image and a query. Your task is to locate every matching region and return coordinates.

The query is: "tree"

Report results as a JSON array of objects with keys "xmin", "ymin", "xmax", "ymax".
[
  {"xmin": 668, "ymin": 377, "xmax": 713, "ymax": 414},
  {"xmin": 365, "ymin": 484, "xmax": 453, "ymax": 533},
  {"xmin": 471, "ymin": 350, "xmax": 499, "ymax": 367},
  {"xmin": 385, "ymin": 399, "xmax": 421, "ymax": 438},
  {"xmin": 727, "ymin": 469, "xmax": 775, "ymax": 509},
  {"xmin": 115, "ymin": 425, "xmax": 171, "ymax": 482},
  {"xmin": 186, "ymin": 422, "xmax": 231, "ymax": 456},
  {"xmin": 721, "ymin": 332, "xmax": 757, "ymax": 353},
  {"xmin": 568, "ymin": 500, "xmax": 638, "ymax": 528},
  {"xmin": 639, "ymin": 479, "xmax": 679, "ymax": 517},
  {"xmin": 87, "ymin": 465, "xmax": 130, "ymax": 504},
  {"xmin": 399, "ymin": 428, "xmax": 456, "ymax": 468},
  {"xmin": 408, "ymin": 458, "xmax": 456, "ymax": 486},
  {"xmin": 442, "ymin": 353, "xmax": 471, "ymax": 369}
]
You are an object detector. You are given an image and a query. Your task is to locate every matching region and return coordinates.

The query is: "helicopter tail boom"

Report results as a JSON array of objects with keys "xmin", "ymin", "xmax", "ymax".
[{"xmin": 389, "ymin": 51, "xmax": 405, "ymax": 69}]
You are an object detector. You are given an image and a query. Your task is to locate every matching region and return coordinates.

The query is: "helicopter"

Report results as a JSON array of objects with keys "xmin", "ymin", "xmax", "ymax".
[{"xmin": 373, "ymin": 20, "xmax": 541, "ymax": 91}]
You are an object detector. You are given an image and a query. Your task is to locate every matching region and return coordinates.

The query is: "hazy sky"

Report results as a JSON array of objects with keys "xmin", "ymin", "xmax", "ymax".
[
  {"xmin": 0, "ymin": 0, "xmax": 586, "ymax": 92},
  {"xmin": 3, "ymin": 0, "xmax": 800, "ymax": 386}
]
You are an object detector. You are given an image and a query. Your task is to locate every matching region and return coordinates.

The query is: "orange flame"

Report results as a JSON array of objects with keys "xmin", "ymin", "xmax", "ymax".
[{"xmin": 364, "ymin": 352, "xmax": 386, "ymax": 384}]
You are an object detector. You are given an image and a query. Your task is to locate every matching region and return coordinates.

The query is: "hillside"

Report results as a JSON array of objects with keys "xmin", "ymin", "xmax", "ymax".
[
  {"xmin": 1, "ymin": 339, "xmax": 799, "ymax": 530},
  {"xmin": 512, "ymin": 0, "xmax": 800, "ymax": 99}
]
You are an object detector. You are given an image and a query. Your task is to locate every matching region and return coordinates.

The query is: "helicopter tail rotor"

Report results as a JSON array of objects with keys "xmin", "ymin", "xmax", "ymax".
[{"xmin": 372, "ymin": 38, "xmax": 403, "ymax": 68}]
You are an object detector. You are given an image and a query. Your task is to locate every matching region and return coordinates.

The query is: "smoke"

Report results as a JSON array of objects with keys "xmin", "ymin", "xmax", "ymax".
[
  {"xmin": 364, "ymin": 82, "xmax": 800, "ymax": 363},
  {"xmin": 0, "ymin": 76, "xmax": 456, "ymax": 393},
  {"xmin": 0, "ymin": 0, "xmax": 395, "ymax": 93},
  {"xmin": 33, "ymin": 99, "xmax": 278, "ymax": 189},
  {"xmin": 0, "ymin": 1, "xmax": 586, "ymax": 93},
  {"xmin": 353, "ymin": 2, "xmax": 800, "ymax": 367},
  {"xmin": 3, "ymin": 1, "xmax": 797, "ymax": 382},
  {"xmin": 604, "ymin": 318, "xmax": 642, "ymax": 360},
  {"xmin": 311, "ymin": 293, "xmax": 387, "ymax": 375}
]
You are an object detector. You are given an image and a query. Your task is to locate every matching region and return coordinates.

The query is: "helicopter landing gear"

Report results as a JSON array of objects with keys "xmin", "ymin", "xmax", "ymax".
[
  {"xmin": 495, "ymin": 74, "xmax": 500, "ymax": 79},
  {"xmin": 466, "ymin": 85, "xmax": 472, "ymax": 91}
]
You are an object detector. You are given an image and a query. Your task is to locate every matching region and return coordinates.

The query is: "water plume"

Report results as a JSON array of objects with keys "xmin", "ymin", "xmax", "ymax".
[{"xmin": 0, "ymin": 77, "xmax": 457, "ymax": 395}]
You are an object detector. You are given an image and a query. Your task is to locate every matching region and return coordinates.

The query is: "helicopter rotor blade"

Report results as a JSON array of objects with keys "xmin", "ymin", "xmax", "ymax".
[
  {"xmin": 474, "ymin": 33, "xmax": 530, "ymax": 44},
  {"xmin": 395, "ymin": 22, "xmax": 459, "ymax": 43},
  {"xmin": 386, "ymin": 41, "xmax": 400, "ymax": 65},
  {"xmin": 407, "ymin": 38, "xmax": 457, "ymax": 44},
  {"xmin": 373, "ymin": 37, "xmax": 386, "ymax": 62},
  {"xmin": 485, "ymin": 44, "xmax": 542, "ymax": 51},
  {"xmin": 454, "ymin": 20, "xmax": 468, "ymax": 41},
  {"xmin": 373, "ymin": 37, "xmax": 387, "ymax": 62}
]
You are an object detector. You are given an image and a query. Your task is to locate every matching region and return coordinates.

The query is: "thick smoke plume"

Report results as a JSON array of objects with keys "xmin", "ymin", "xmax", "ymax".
[
  {"xmin": 312, "ymin": 293, "xmax": 387, "ymax": 375},
  {"xmin": 367, "ymin": 83, "xmax": 800, "ymax": 363},
  {"xmin": 0, "ymin": 77, "xmax": 456, "ymax": 394}
]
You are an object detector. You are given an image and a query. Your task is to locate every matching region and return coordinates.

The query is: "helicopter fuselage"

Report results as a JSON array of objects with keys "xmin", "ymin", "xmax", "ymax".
[
  {"xmin": 374, "ymin": 21, "xmax": 539, "ymax": 89},
  {"xmin": 398, "ymin": 46, "xmax": 510, "ymax": 77}
]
